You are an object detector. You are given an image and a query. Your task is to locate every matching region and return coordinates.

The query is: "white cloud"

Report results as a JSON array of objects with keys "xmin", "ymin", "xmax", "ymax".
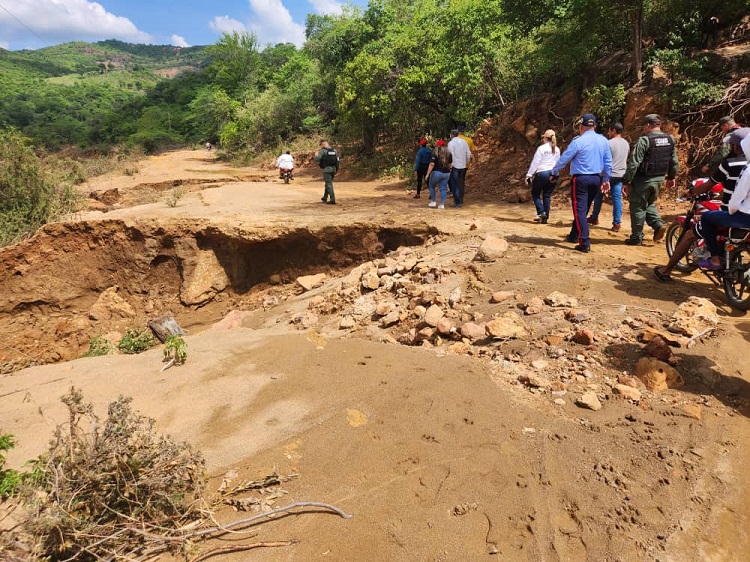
[
  {"xmin": 0, "ymin": 0, "xmax": 151, "ymax": 47},
  {"xmin": 246, "ymin": 0, "xmax": 305, "ymax": 47},
  {"xmin": 0, "ymin": 40, "xmax": 8, "ymax": 50},
  {"xmin": 171, "ymin": 34, "xmax": 189, "ymax": 47},
  {"xmin": 307, "ymin": 0, "xmax": 344, "ymax": 15},
  {"xmin": 209, "ymin": 16, "xmax": 248, "ymax": 35}
]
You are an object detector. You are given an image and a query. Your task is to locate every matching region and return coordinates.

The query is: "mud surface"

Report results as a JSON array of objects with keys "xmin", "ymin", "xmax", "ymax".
[{"xmin": 1, "ymin": 149, "xmax": 749, "ymax": 561}]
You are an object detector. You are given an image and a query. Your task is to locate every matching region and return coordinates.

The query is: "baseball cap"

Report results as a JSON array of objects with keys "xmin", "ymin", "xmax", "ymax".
[
  {"xmin": 643, "ymin": 114, "xmax": 661, "ymax": 125},
  {"xmin": 457, "ymin": 125, "xmax": 466, "ymax": 132},
  {"xmin": 579, "ymin": 113, "xmax": 596, "ymax": 127},
  {"xmin": 723, "ymin": 127, "xmax": 750, "ymax": 145},
  {"xmin": 419, "ymin": 138, "xmax": 427, "ymax": 146},
  {"xmin": 436, "ymin": 139, "xmax": 446, "ymax": 147}
]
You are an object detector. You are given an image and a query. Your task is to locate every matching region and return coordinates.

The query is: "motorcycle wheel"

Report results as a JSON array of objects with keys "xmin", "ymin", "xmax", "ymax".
[
  {"xmin": 284, "ymin": 173, "xmax": 290, "ymax": 184},
  {"xmin": 723, "ymin": 245, "xmax": 750, "ymax": 311},
  {"xmin": 665, "ymin": 222, "xmax": 698, "ymax": 273}
]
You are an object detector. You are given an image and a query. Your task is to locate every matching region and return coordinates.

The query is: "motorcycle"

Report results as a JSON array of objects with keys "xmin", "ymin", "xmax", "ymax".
[
  {"xmin": 280, "ymin": 168, "xmax": 293, "ymax": 184},
  {"xmin": 665, "ymin": 178, "xmax": 750, "ymax": 310}
]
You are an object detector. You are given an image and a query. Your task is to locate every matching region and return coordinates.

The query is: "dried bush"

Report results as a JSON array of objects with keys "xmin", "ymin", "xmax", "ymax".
[{"xmin": 23, "ymin": 387, "xmax": 206, "ymax": 561}]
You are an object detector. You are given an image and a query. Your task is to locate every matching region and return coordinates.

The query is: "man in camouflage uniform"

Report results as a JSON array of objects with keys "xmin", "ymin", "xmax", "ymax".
[{"xmin": 623, "ymin": 114, "xmax": 679, "ymax": 245}]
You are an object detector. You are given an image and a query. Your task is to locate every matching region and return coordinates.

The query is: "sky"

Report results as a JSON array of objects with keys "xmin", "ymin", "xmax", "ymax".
[{"xmin": 0, "ymin": 0, "xmax": 363, "ymax": 51}]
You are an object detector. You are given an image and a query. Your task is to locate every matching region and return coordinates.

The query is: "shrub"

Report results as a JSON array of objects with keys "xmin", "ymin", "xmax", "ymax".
[
  {"xmin": 84, "ymin": 336, "xmax": 114, "ymax": 357},
  {"xmin": 117, "ymin": 328, "xmax": 157, "ymax": 354},
  {"xmin": 0, "ymin": 434, "xmax": 21, "ymax": 498},
  {"xmin": 584, "ymin": 84, "xmax": 626, "ymax": 128},
  {"xmin": 163, "ymin": 335, "xmax": 188, "ymax": 365},
  {"xmin": 165, "ymin": 186, "xmax": 186, "ymax": 208},
  {"xmin": 0, "ymin": 129, "xmax": 80, "ymax": 247}
]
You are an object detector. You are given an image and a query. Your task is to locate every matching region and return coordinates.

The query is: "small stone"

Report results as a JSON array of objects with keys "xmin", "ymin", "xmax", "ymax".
[
  {"xmin": 424, "ymin": 304, "xmax": 444, "ymax": 327},
  {"xmin": 361, "ymin": 272, "xmax": 381, "ymax": 291},
  {"xmin": 524, "ymin": 296, "xmax": 545, "ymax": 315},
  {"xmin": 339, "ymin": 316, "xmax": 356, "ymax": 329},
  {"xmin": 545, "ymin": 291, "xmax": 579, "ymax": 308},
  {"xmin": 644, "ymin": 336, "xmax": 673, "ymax": 361},
  {"xmin": 377, "ymin": 266, "xmax": 395, "ymax": 277},
  {"xmin": 474, "ymin": 236, "xmax": 509, "ymax": 262},
  {"xmin": 546, "ymin": 335, "xmax": 565, "ymax": 346},
  {"xmin": 485, "ymin": 313, "xmax": 529, "ymax": 340},
  {"xmin": 375, "ymin": 302, "xmax": 394, "ymax": 316},
  {"xmin": 681, "ymin": 403, "xmax": 703, "ymax": 420},
  {"xmin": 436, "ymin": 317, "xmax": 455, "ymax": 335},
  {"xmin": 553, "ymin": 398, "xmax": 566, "ymax": 406},
  {"xmin": 613, "ymin": 384, "xmax": 642, "ymax": 402},
  {"xmin": 576, "ymin": 392, "xmax": 602, "ymax": 411},
  {"xmin": 565, "ymin": 309, "xmax": 590, "ymax": 323},
  {"xmin": 491, "ymin": 291, "xmax": 514, "ymax": 303},
  {"xmin": 269, "ymin": 274, "xmax": 282, "ymax": 285},
  {"xmin": 521, "ymin": 372, "xmax": 550, "ymax": 388},
  {"xmin": 447, "ymin": 342, "xmax": 472, "ymax": 355},
  {"xmin": 572, "ymin": 329, "xmax": 595, "ymax": 345},
  {"xmin": 296, "ymin": 273, "xmax": 326, "ymax": 292},
  {"xmin": 531, "ymin": 359, "xmax": 549, "ymax": 370},
  {"xmin": 460, "ymin": 322, "xmax": 487, "ymax": 341},
  {"xmin": 381, "ymin": 310, "xmax": 401, "ymax": 327}
]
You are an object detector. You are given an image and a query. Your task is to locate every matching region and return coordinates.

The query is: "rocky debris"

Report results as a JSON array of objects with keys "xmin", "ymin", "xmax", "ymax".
[
  {"xmin": 474, "ymin": 236, "xmax": 509, "ymax": 262},
  {"xmin": 519, "ymin": 372, "xmax": 550, "ymax": 388},
  {"xmin": 491, "ymin": 290, "xmax": 515, "ymax": 303},
  {"xmin": 613, "ymin": 384, "xmax": 642, "ymax": 402},
  {"xmin": 296, "ymin": 273, "xmax": 326, "ymax": 292},
  {"xmin": 572, "ymin": 329, "xmax": 595, "ymax": 345},
  {"xmin": 576, "ymin": 392, "xmax": 602, "ymax": 411},
  {"xmin": 640, "ymin": 327, "xmax": 688, "ymax": 348},
  {"xmin": 544, "ymin": 291, "xmax": 579, "ymax": 308},
  {"xmin": 436, "ymin": 317, "xmax": 455, "ymax": 336},
  {"xmin": 635, "ymin": 357, "xmax": 684, "ymax": 392},
  {"xmin": 485, "ymin": 313, "xmax": 529, "ymax": 340},
  {"xmin": 375, "ymin": 302, "xmax": 394, "ymax": 316},
  {"xmin": 564, "ymin": 308, "xmax": 590, "ymax": 323},
  {"xmin": 644, "ymin": 336, "xmax": 672, "ymax": 362},
  {"xmin": 209, "ymin": 310, "xmax": 253, "ymax": 331},
  {"xmin": 680, "ymin": 403, "xmax": 703, "ymax": 421},
  {"xmin": 668, "ymin": 296, "xmax": 718, "ymax": 337},
  {"xmin": 339, "ymin": 316, "xmax": 356, "ymax": 329},
  {"xmin": 523, "ymin": 296, "xmax": 545, "ymax": 315},
  {"xmin": 460, "ymin": 322, "xmax": 487, "ymax": 341},
  {"xmin": 361, "ymin": 271, "xmax": 381, "ymax": 291},
  {"xmin": 424, "ymin": 304, "xmax": 444, "ymax": 327},
  {"xmin": 291, "ymin": 311, "xmax": 318, "ymax": 329},
  {"xmin": 448, "ymin": 287, "xmax": 462, "ymax": 307},
  {"xmin": 380, "ymin": 310, "xmax": 401, "ymax": 327},
  {"xmin": 88, "ymin": 286, "xmax": 136, "ymax": 321},
  {"xmin": 269, "ymin": 274, "xmax": 282, "ymax": 285},
  {"xmin": 531, "ymin": 359, "xmax": 549, "ymax": 370},
  {"xmin": 181, "ymin": 248, "xmax": 229, "ymax": 306}
]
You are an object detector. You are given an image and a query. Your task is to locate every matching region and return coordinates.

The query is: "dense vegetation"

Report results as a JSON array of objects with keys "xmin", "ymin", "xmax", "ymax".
[{"xmin": 0, "ymin": 0, "xmax": 746, "ymax": 156}]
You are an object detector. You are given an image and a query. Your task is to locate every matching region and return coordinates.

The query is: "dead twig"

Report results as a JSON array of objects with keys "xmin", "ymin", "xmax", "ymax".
[
  {"xmin": 188, "ymin": 540, "xmax": 298, "ymax": 562},
  {"xmin": 186, "ymin": 502, "xmax": 353, "ymax": 539}
]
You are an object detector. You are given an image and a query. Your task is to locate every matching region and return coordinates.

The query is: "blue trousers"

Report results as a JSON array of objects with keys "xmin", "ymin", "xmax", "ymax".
[
  {"xmin": 590, "ymin": 177, "xmax": 623, "ymax": 225},
  {"xmin": 428, "ymin": 170, "xmax": 450, "ymax": 205},
  {"xmin": 449, "ymin": 168, "xmax": 467, "ymax": 205},
  {"xmin": 531, "ymin": 170, "xmax": 556, "ymax": 218},
  {"xmin": 568, "ymin": 174, "xmax": 601, "ymax": 249},
  {"xmin": 700, "ymin": 210, "xmax": 750, "ymax": 257}
]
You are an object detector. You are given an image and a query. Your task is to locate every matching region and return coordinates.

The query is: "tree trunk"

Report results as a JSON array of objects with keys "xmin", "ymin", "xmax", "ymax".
[
  {"xmin": 148, "ymin": 315, "xmax": 186, "ymax": 343},
  {"xmin": 632, "ymin": 1, "xmax": 643, "ymax": 82}
]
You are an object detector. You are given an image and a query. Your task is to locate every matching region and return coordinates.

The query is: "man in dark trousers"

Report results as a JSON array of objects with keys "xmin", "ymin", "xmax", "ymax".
[
  {"xmin": 623, "ymin": 114, "xmax": 678, "ymax": 245},
  {"xmin": 315, "ymin": 139, "xmax": 339, "ymax": 205},
  {"xmin": 550, "ymin": 113, "xmax": 612, "ymax": 253},
  {"xmin": 702, "ymin": 116, "xmax": 742, "ymax": 175}
]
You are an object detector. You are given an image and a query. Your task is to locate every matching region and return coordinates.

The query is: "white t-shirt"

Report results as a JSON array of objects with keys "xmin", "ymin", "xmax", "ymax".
[
  {"xmin": 277, "ymin": 154, "xmax": 295, "ymax": 169},
  {"xmin": 448, "ymin": 137, "xmax": 472, "ymax": 169},
  {"xmin": 526, "ymin": 142, "xmax": 560, "ymax": 178}
]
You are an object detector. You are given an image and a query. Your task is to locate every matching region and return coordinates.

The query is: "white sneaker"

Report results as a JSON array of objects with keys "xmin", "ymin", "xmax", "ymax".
[
  {"xmin": 428, "ymin": 201, "xmax": 437, "ymax": 208},
  {"xmin": 438, "ymin": 204, "xmax": 444, "ymax": 209},
  {"xmin": 532, "ymin": 215, "xmax": 542, "ymax": 223}
]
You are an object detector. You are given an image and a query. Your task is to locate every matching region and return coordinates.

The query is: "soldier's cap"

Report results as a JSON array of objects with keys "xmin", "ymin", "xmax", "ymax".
[
  {"xmin": 718, "ymin": 116, "xmax": 734, "ymax": 126},
  {"xmin": 723, "ymin": 127, "xmax": 750, "ymax": 146},
  {"xmin": 579, "ymin": 113, "xmax": 596, "ymax": 127},
  {"xmin": 643, "ymin": 114, "xmax": 661, "ymax": 125}
]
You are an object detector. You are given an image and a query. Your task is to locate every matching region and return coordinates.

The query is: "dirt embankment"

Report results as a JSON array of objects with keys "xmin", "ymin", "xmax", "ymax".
[{"xmin": 0, "ymin": 149, "xmax": 749, "ymax": 561}]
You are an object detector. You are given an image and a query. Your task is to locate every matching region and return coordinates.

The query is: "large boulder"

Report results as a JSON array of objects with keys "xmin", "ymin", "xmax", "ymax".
[
  {"xmin": 474, "ymin": 236, "xmax": 509, "ymax": 262},
  {"xmin": 668, "ymin": 296, "xmax": 718, "ymax": 337}
]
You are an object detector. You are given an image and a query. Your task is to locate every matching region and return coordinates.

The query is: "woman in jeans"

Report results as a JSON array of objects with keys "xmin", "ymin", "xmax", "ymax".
[
  {"xmin": 525, "ymin": 129, "xmax": 561, "ymax": 224},
  {"xmin": 425, "ymin": 139, "xmax": 452, "ymax": 209}
]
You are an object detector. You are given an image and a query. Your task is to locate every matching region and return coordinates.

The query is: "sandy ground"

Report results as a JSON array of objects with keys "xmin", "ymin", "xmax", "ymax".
[{"xmin": 1, "ymin": 150, "xmax": 749, "ymax": 561}]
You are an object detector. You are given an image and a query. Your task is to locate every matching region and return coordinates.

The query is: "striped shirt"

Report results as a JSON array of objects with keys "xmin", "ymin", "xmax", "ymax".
[{"xmin": 710, "ymin": 155, "xmax": 748, "ymax": 211}]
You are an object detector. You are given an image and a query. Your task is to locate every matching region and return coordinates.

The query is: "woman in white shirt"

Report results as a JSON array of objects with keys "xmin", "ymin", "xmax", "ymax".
[{"xmin": 525, "ymin": 129, "xmax": 561, "ymax": 224}]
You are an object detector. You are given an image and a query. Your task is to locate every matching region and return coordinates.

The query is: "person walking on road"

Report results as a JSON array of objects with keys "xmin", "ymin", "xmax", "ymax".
[
  {"xmin": 623, "ymin": 114, "xmax": 678, "ymax": 245},
  {"xmin": 525, "ymin": 129, "xmax": 560, "ymax": 224},
  {"xmin": 550, "ymin": 113, "xmax": 612, "ymax": 253},
  {"xmin": 588, "ymin": 123, "xmax": 629, "ymax": 232},
  {"xmin": 413, "ymin": 138, "xmax": 433, "ymax": 199},
  {"xmin": 447, "ymin": 129, "xmax": 471, "ymax": 207},
  {"xmin": 315, "ymin": 139, "xmax": 339, "ymax": 205},
  {"xmin": 425, "ymin": 139, "xmax": 452, "ymax": 209}
]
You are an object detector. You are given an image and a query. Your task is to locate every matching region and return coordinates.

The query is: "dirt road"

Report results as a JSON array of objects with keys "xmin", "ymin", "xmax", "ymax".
[{"xmin": 1, "ymin": 150, "xmax": 748, "ymax": 561}]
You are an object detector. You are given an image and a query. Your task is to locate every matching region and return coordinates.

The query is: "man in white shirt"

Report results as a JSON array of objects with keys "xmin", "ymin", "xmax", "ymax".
[
  {"xmin": 698, "ymin": 134, "xmax": 750, "ymax": 270},
  {"xmin": 276, "ymin": 151, "xmax": 295, "ymax": 179},
  {"xmin": 447, "ymin": 129, "xmax": 471, "ymax": 207}
]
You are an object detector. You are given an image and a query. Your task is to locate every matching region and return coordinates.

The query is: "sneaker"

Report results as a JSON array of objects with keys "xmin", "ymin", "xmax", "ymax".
[
  {"xmin": 653, "ymin": 224, "xmax": 667, "ymax": 242},
  {"xmin": 532, "ymin": 215, "xmax": 542, "ymax": 223},
  {"xmin": 587, "ymin": 217, "xmax": 599, "ymax": 226},
  {"xmin": 612, "ymin": 224, "xmax": 621, "ymax": 232},
  {"xmin": 428, "ymin": 201, "xmax": 437, "ymax": 207},
  {"xmin": 438, "ymin": 204, "xmax": 444, "ymax": 209},
  {"xmin": 625, "ymin": 238, "xmax": 642, "ymax": 246}
]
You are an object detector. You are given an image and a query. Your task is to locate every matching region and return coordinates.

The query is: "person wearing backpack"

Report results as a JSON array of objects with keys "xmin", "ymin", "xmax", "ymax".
[{"xmin": 315, "ymin": 139, "xmax": 340, "ymax": 205}]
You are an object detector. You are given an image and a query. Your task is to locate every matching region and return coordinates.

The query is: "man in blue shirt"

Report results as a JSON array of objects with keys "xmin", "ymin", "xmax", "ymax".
[{"xmin": 551, "ymin": 114, "xmax": 613, "ymax": 252}]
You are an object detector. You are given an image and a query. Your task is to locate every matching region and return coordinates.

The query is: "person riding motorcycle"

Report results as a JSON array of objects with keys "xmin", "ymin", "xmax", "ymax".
[
  {"xmin": 276, "ymin": 151, "xmax": 295, "ymax": 179},
  {"xmin": 653, "ymin": 127, "xmax": 749, "ymax": 282}
]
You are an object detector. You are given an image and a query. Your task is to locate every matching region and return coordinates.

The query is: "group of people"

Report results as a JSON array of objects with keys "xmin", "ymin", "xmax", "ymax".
[
  {"xmin": 524, "ymin": 111, "xmax": 750, "ymax": 277},
  {"xmin": 412, "ymin": 126, "xmax": 477, "ymax": 209}
]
